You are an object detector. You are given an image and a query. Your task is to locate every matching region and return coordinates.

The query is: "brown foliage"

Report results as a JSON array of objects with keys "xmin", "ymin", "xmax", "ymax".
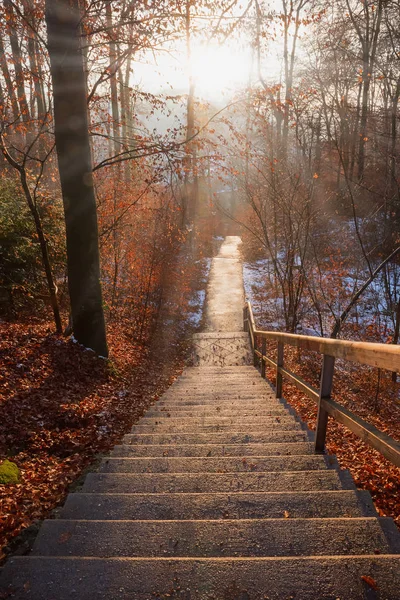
[{"xmin": 0, "ymin": 318, "xmax": 189, "ymax": 559}]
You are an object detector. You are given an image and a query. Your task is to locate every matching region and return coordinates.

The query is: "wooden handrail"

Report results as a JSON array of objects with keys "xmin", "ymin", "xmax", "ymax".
[{"xmin": 244, "ymin": 301, "xmax": 400, "ymax": 468}]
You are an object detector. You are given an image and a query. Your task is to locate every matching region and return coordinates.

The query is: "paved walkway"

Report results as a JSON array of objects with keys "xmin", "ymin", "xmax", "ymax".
[
  {"xmin": 205, "ymin": 236, "xmax": 244, "ymax": 332},
  {"xmin": 193, "ymin": 236, "xmax": 252, "ymax": 367},
  {"xmin": 1, "ymin": 236, "xmax": 400, "ymax": 598}
]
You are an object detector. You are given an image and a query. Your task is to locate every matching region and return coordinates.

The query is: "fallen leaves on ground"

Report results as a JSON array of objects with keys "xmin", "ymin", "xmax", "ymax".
[
  {"xmin": 0, "ymin": 318, "xmax": 188, "ymax": 559},
  {"xmin": 361, "ymin": 575, "xmax": 378, "ymax": 590}
]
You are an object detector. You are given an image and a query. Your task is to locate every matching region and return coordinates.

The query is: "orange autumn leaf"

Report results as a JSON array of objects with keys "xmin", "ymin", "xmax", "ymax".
[{"xmin": 361, "ymin": 576, "xmax": 378, "ymax": 591}]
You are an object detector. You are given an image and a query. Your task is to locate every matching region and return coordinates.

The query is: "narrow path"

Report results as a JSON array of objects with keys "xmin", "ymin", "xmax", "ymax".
[
  {"xmin": 1, "ymin": 237, "xmax": 400, "ymax": 598},
  {"xmin": 205, "ymin": 236, "xmax": 244, "ymax": 332},
  {"xmin": 193, "ymin": 235, "xmax": 252, "ymax": 366}
]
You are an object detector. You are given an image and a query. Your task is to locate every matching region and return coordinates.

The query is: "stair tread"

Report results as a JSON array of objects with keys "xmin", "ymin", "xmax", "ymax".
[
  {"xmin": 82, "ymin": 469, "xmax": 355, "ymax": 493},
  {"xmin": 112, "ymin": 442, "xmax": 315, "ymax": 457},
  {"xmin": 61, "ymin": 490, "xmax": 378, "ymax": 520},
  {"xmin": 3, "ymin": 556, "xmax": 400, "ymax": 600},
  {"xmin": 99, "ymin": 455, "xmax": 336, "ymax": 473},
  {"xmin": 32, "ymin": 517, "xmax": 400, "ymax": 557},
  {"xmin": 122, "ymin": 431, "xmax": 312, "ymax": 445}
]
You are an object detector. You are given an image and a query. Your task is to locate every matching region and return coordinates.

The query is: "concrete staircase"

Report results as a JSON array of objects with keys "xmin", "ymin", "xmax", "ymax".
[{"xmin": 2, "ymin": 365, "xmax": 400, "ymax": 598}]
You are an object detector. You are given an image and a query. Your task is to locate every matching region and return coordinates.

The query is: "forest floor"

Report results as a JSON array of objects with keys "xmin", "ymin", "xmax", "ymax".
[
  {"xmin": 243, "ymin": 259, "xmax": 400, "ymax": 530},
  {"xmin": 0, "ymin": 318, "xmax": 194, "ymax": 561}
]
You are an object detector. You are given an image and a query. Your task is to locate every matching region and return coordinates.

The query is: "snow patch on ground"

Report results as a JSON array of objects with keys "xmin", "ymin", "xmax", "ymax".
[
  {"xmin": 243, "ymin": 256, "xmax": 400, "ymax": 341},
  {"xmin": 243, "ymin": 260, "xmax": 287, "ymax": 330},
  {"xmin": 186, "ymin": 258, "xmax": 211, "ymax": 327}
]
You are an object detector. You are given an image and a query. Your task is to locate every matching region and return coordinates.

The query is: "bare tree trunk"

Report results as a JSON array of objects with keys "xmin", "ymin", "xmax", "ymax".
[
  {"xmin": 23, "ymin": 0, "xmax": 46, "ymax": 123},
  {"xmin": 349, "ymin": 83, "xmax": 362, "ymax": 182},
  {"xmin": 27, "ymin": 36, "xmax": 46, "ymax": 121},
  {"xmin": 4, "ymin": 0, "xmax": 31, "ymax": 123},
  {"xmin": 281, "ymin": 0, "xmax": 306, "ymax": 157},
  {"xmin": 0, "ymin": 33, "xmax": 19, "ymax": 120},
  {"xmin": 358, "ymin": 53, "xmax": 371, "ymax": 181},
  {"xmin": 106, "ymin": 2, "xmax": 120, "ymax": 156},
  {"xmin": 183, "ymin": 0, "xmax": 198, "ymax": 231},
  {"xmin": 346, "ymin": 0, "xmax": 382, "ymax": 181},
  {"xmin": 390, "ymin": 80, "xmax": 400, "ymax": 202},
  {"xmin": 45, "ymin": 0, "xmax": 108, "ymax": 356}
]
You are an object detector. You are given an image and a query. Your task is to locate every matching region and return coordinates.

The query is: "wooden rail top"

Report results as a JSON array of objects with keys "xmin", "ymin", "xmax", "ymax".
[
  {"xmin": 243, "ymin": 301, "xmax": 400, "ymax": 468},
  {"xmin": 244, "ymin": 301, "xmax": 400, "ymax": 373}
]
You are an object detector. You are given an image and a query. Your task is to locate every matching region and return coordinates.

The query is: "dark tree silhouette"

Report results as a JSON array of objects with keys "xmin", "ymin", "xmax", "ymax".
[{"xmin": 45, "ymin": 0, "xmax": 108, "ymax": 356}]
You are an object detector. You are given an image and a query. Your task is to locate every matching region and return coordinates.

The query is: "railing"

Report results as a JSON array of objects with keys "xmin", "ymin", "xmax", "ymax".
[{"xmin": 243, "ymin": 301, "xmax": 400, "ymax": 468}]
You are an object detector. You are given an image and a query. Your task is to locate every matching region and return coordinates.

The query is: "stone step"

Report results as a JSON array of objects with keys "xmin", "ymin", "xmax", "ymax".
[
  {"xmin": 99, "ymin": 454, "xmax": 338, "ymax": 473},
  {"xmin": 193, "ymin": 332, "xmax": 251, "ymax": 338},
  {"xmin": 177, "ymin": 375, "xmax": 264, "ymax": 382},
  {"xmin": 112, "ymin": 441, "xmax": 315, "ymax": 457},
  {"xmin": 172, "ymin": 375, "xmax": 266, "ymax": 392},
  {"xmin": 130, "ymin": 420, "xmax": 300, "ymax": 434},
  {"xmin": 81, "ymin": 469, "xmax": 354, "ymax": 494},
  {"xmin": 61, "ymin": 490, "xmax": 377, "ymax": 520},
  {"xmin": 145, "ymin": 407, "xmax": 289, "ymax": 418},
  {"xmin": 184, "ymin": 365, "xmax": 257, "ymax": 371},
  {"xmin": 153, "ymin": 395, "xmax": 282, "ymax": 408},
  {"xmin": 192, "ymin": 355, "xmax": 252, "ymax": 367},
  {"xmin": 161, "ymin": 393, "xmax": 273, "ymax": 402},
  {"xmin": 32, "ymin": 517, "xmax": 400, "ymax": 558},
  {"xmin": 182, "ymin": 371, "xmax": 259, "ymax": 378},
  {"xmin": 136, "ymin": 415, "xmax": 295, "ymax": 427},
  {"xmin": 164, "ymin": 385, "xmax": 270, "ymax": 393},
  {"xmin": 122, "ymin": 430, "xmax": 312, "ymax": 446},
  {"xmin": 132, "ymin": 420, "xmax": 299, "ymax": 434},
  {"xmin": 3, "ymin": 555, "xmax": 400, "ymax": 599},
  {"xmin": 165, "ymin": 380, "xmax": 270, "ymax": 387},
  {"xmin": 178, "ymin": 370, "xmax": 263, "ymax": 376},
  {"xmin": 100, "ymin": 455, "xmax": 334, "ymax": 473},
  {"xmin": 156, "ymin": 397, "xmax": 278, "ymax": 405},
  {"xmin": 160, "ymin": 387, "xmax": 273, "ymax": 394}
]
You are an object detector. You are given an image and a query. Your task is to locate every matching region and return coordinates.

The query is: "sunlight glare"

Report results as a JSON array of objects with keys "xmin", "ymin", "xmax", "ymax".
[{"xmin": 189, "ymin": 43, "xmax": 253, "ymax": 102}]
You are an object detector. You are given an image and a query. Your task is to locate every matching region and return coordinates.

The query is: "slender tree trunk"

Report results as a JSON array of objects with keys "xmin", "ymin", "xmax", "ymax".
[
  {"xmin": 0, "ymin": 78, "xmax": 5, "ymax": 116},
  {"xmin": 0, "ymin": 33, "xmax": 19, "ymax": 120},
  {"xmin": 392, "ymin": 299, "xmax": 400, "ymax": 383},
  {"xmin": 45, "ymin": 0, "xmax": 108, "ymax": 356},
  {"xmin": 349, "ymin": 83, "xmax": 362, "ymax": 182},
  {"xmin": 281, "ymin": 0, "xmax": 304, "ymax": 157},
  {"xmin": 27, "ymin": 35, "xmax": 46, "ymax": 157},
  {"xmin": 184, "ymin": 0, "xmax": 198, "ymax": 230},
  {"xmin": 106, "ymin": 2, "xmax": 120, "ymax": 156},
  {"xmin": 390, "ymin": 80, "xmax": 400, "ymax": 203},
  {"xmin": 358, "ymin": 56, "xmax": 370, "ymax": 181},
  {"xmin": 4, "ymin": 0, "xmax": 31, "ymax": 123},
  {"xmin": 20, "ymin": 172, "xmax": 63, "ymax": 333},
  {"xmin": 24, "ymin": 0, "xmax": 46, "ymax": 123},
  {"xmin": 23, "ymin": 0, "xmax": 47, "ymax": 121}
]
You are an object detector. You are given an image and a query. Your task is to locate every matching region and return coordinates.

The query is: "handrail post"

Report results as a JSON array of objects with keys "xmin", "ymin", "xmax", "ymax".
[
  {"xmin": 315, "ymin": 354, "xmax": 335, "ymax": 453},
  {"xmin": 276, "ymin": 341, "xmax": 284, "ymax": 398},
  {"xmin": 243, "ymin": 305, "xmax": 248, "ymax": 332},
  {"xmin": 261, "ymin": 337, "xmax": 266, "ymax": 378},
  {"xmin": 253, "ymin": 334, "xmax": 258, "ymax": 367}
]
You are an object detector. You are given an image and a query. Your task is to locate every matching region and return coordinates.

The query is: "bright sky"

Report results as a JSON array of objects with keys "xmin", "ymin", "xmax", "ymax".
[
  {"xmin": 131, "ymin": 42, "xmax": 252, "ymax": 103},
  {"xmin": 128, "ymin": 0, "xmax": 311, "ymax": 105},
  {"xmin": 131, "ymin": 39, "xmax": 283, "ymax": 104}
]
